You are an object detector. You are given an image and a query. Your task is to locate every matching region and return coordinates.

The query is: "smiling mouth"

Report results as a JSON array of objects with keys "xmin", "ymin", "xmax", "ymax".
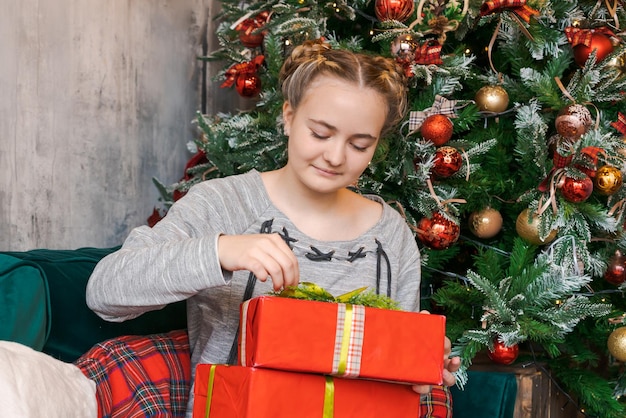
[{"xmin": 314, "ymin": 166, "xmax": 340, "ymax": 176}]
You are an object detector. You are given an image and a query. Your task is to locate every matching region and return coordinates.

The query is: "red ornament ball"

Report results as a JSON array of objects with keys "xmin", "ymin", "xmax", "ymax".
[
  {"xmin": 420, "ymin": 114, "xmax": 454, "ymax": 146},
  {"xmin": 236, "ymin": 72, "xmax": 262, "ymax": 97},
  {"xmin": 488, "ymin": 340, "xmax": 519, "ymax": 365},
  {"xmin": 239, "ymin": 31, "xmax": 264, "ymax": 48},
  {"xmin": 555, "ymin": 104, "xmax": 592, "ymax": 140},
  {"xmin": 416, "ymin": 212, "xmax": 460, "ymax": 250},
  {"xmin": 559, "ymin": 175, "xmax": 593, "ymax": 203},
  {"xmin": 573, "ymin": 32, "xmax": 615, "ymax": 67},
  {"xmin": 604, "ymin": 250, "xmax": 626, "ymax": 286},
  {"xmin": 432, "ymin": 146, "xmax": 462, "ymax": 178},
  {"xmin": 375, "ymin": 0, "xmax": 415, "ymax": 22}
]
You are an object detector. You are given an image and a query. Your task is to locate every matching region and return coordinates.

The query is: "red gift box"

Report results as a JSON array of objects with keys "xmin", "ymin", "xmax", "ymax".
[
  {"xmin": 238, "ymin": 296, "xmax": 445, "ymax": 385},
  {"xmin": 193, "ymin": 364, "xmax": 423, "ymax": 418}
]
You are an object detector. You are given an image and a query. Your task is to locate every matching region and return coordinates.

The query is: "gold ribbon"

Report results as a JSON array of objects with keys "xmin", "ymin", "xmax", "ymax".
[
  {"xmin": 323, "ymin": 376, "xmax": 335, "ymax": 417},
  {"xmin": 204, "ymin": 365, "xmax": 218, "ymax": 418},
  {"xmin": 337, "ymin": 304, "xmax": 353, "ymax": 376},
  {"xmin": 538, "ymin": 169, "xmax": 565, "ymax": 215}
]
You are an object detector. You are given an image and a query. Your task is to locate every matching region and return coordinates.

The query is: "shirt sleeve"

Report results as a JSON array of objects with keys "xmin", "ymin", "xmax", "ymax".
[
  {"xmin": 389, "ymin": 209, "xmax": 422, "ymax": 313},
  {"xmin": 86, "ymin": 180, "xmax": 241, "ymax": 322}
]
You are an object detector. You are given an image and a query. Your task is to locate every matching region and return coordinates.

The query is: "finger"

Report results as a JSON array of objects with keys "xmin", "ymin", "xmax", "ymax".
[
  {"xmin": 446, "ymin": 356, "xmax": 461, "ymax": 373},
  {"xmin": 442, "ymin": 369, "xmax": 456, "ymax": 387},
  {"xmin": 261, "ymin": 238, "xmax": 298, "ymax": 290},
  {"xmin": 411, "ymin": 384, "xmax": 431, "ymax": 394},
  {"xmin": 266, "ymin": 234, "xmax": 299, "ymax": 287}
]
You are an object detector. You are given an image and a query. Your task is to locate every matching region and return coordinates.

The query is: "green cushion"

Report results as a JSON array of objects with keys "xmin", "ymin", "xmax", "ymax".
[
  {"xmin": 1, "ymin": 247, "xmax": 187, "ymax": 362},
  {"xmin": 0, "ymin": 254, "xmax": 50, "ymax": 350},
  {"xmin": 451, "ymin": 371, "xmax": 517, "ymax": 418}
]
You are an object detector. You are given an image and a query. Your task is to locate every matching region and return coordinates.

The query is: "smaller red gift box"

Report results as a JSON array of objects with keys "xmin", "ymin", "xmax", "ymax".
[
  {"xmin": 192, "ymin": 364, "xmax": 423, "ymax": 418},
  {"xmin": 238, "ymin": 295, "xmax": 445, "ymax": 385}
]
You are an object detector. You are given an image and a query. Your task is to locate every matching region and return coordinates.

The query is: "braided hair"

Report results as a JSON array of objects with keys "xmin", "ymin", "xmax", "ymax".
[{"xmin": 279, "ymin": 41, "xmax": 408, "ymax": 137}]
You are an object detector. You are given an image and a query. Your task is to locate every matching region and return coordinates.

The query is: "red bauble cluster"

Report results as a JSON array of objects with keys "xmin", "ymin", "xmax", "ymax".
[
  {"xmin": 416, "ymin": 212, "xmax": 460, "ymax": 250},
  {"xmin": 488, "ymin": 340, "xmax": 519, "ymax": 365},
  {"xmin": 559, "ymin": 175, "xmax": 593, "ymax": 203},
  {"xmin": 420, "ymin": 114, "xmax": 454, "ymax": 146},
  {"xmin": 605, "ymin": 251, "xmax": 626, "ymax": 286},
  {"xmin": 432, "ymin": 146, "xmax": 462, "ymax": 178},
  {"xmin": 375, "ymin": 0, "xmax": 415, "ymax": 22}
]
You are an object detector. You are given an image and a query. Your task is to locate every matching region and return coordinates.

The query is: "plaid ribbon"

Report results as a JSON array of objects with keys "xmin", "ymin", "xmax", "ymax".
[
  {"xmin": 221, "ymin": 55, "xmax": 265, "ymax": 88},
  {"xmin": 611, "ymin": 112, "xmax": 626, "ymax": 136},
  {"xmin": 332, "ymin": 303, "xmax": 365, "ymax": 377},
  {"xmin": 479, "ymin": 0, "xmax": 539, "ymax": 23},
  {"xmin": 415, "ymin": 40, "xmax": 443, "ymax": 65},
  {"xmin": 564, "ymin": 27, "xmax": 615, "ymax": 47},
  {"xmin": 409, "ymin": 95, "xmax": 459, "ymax": 131}
]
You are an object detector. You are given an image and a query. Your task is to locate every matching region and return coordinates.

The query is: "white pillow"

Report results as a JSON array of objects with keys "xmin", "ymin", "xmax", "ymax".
[{"xmin": 0, "ymin": 340, "xmax": 97, "ymax": 418}]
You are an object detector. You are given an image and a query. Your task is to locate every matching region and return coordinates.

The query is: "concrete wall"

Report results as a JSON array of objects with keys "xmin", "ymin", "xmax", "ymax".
[{"xmin": 0, "ymin": 0, "xmax": 239, "ymax": 250}]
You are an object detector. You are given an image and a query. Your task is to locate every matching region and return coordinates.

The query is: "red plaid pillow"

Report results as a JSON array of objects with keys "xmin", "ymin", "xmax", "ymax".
[{"xmin": 75, "ymin": 330, "xmax": 191, "ymax": 418}]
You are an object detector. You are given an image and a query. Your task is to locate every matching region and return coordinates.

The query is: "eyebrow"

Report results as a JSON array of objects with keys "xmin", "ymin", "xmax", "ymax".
[{"xmin": 309, "ymin": 119, "xmax": 378, "ymax": 141}]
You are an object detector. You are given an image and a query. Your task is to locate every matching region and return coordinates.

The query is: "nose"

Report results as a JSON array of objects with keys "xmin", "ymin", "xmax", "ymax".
[{"xmin": 323, "ymin": 140, "xmax": 346, "ymax": 166}]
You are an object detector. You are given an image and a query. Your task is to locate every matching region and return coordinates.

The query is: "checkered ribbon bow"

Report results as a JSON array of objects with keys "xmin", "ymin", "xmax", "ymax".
[
  {"xmin": 564, "ymin": 27, "xmax": 615, "ymax": 47},
  {"xmin": 612, "ymin": 112, "xmax": 626, "ymax": 136},
  {"xmin": 415, "ymin": 40, "xmax": 443, "ymax": 65},
  {"xmin": 409, "ymin": 95, "xmax": 459, "ymax": 131},
  {"xmin": 479, "ymin": 0, "xmax": 539, "ymax": 23}
]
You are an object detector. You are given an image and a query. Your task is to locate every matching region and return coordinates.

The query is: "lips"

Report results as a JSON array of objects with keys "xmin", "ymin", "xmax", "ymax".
[{"xmin": 313, "ymin": 166, "xmax": 340, "ymax": 176}]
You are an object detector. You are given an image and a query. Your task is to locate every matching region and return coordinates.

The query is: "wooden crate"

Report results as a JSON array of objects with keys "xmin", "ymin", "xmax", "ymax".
[{"xmin": 470, "ymin": 357, "xmax": 585, "ymax": 418}]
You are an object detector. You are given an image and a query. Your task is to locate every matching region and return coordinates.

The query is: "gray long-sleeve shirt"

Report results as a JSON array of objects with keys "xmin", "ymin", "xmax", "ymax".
[{"xmin": 86, "ymin": 169, "xmax": 421, "ymax": 413}]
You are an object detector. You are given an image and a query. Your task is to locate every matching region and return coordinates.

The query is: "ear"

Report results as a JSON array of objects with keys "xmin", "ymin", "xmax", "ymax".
[{"xmin": 282, "ymin": 101, "xmax": 294, "ymax": 136}]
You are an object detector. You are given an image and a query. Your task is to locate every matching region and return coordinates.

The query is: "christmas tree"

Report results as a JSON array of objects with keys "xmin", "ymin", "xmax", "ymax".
[{"xmin": 153, "ymin": 0, "xmax": 626, "ymax": 416}]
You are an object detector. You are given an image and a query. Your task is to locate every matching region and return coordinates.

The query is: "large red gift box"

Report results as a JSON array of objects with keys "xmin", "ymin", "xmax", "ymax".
[
  {"xmin": 193, "ymin": 364, "xmax": 423, "ymax": 418},
  {"xmin": 238, "ymin": 295, "xmax": 445, "ymax": 385}
]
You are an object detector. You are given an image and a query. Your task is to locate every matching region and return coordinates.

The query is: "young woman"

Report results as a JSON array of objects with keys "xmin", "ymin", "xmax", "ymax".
[{"xmin": 86, "ymin": 40, "xmax": 460, "ymax": 416}]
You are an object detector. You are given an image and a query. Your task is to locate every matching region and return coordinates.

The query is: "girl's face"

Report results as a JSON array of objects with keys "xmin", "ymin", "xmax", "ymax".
[{"xmin": 282, "ymin": 75, "xmax": 386, "ymax": 194}]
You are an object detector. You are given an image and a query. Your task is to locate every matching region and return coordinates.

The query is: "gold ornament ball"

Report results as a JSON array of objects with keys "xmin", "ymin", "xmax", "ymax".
[
  {"xmin": 608, "ymin": 327, "xmax": 626, "ymax": 362},
  {"xmin": 475, "ymin": 85, "xmax": 509, "ymax": 113},
  {"xmin": 515, "ymin": 209, "xmax": 558, "ymax": 246},
  {"xmin": 594, "ymin": 165, "xmax": 623, "ymax": 195},
  {"xmin": 469, "ymin": 207, "xmax": 503, "ymax": 239}
]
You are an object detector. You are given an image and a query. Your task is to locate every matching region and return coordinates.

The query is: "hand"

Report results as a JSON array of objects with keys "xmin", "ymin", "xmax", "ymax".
[
  {"xmin": 218, "ymin": 233, "xmax": 299, "ymax": 291},
  {"xmin": 411, "ymin": 311, "xmax": 461, "ymax": 394}
]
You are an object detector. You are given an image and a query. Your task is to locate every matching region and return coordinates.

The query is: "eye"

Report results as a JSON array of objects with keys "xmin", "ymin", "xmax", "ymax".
[
  {"xmin": 311, "ymin": 130, "xmax": 330, "ymax": 140},
  {"xmin": 351, "ymin": 143, "xmax": 369, "ymax": 152}
]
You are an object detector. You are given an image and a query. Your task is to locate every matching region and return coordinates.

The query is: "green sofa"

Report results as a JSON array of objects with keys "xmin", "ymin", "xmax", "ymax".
[
  {"xmin": 0, "ymin": 247, "xmax": 186, "ymax": 362},
  {"xmin": 0, "ymin": 246, "xmax": 517, "ymax": 417}
]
